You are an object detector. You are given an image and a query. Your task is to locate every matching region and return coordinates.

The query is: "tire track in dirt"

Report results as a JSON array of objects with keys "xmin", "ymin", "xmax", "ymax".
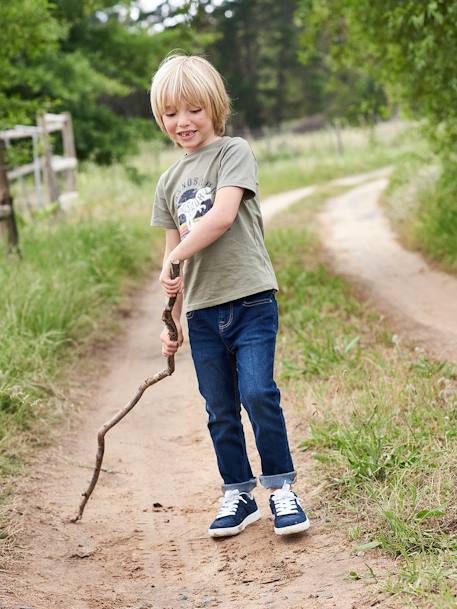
[{"xmin": 2, "ymin": 175, "xmax": 398, "ymax": 609}]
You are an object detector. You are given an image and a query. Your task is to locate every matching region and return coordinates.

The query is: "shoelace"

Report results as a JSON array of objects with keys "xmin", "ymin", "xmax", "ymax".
[
  {"xmin": 271, "ymin": 482, "xmax": 299, "ymax": 516},
  {"xmin": 216, "ymin": 489, "xmax": 248, "ymax": 518}
]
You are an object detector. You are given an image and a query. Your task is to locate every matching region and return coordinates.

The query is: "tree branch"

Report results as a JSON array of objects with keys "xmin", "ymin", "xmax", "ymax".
[{"xmin": 71, "ymin": 261, "xmax": 181, "ymax": 522}]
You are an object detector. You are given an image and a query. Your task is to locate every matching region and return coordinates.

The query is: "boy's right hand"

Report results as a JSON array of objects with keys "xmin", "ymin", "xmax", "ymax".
[{"xmin": 160, "ymin": 322, "xmax": 183, "ymax": 357}]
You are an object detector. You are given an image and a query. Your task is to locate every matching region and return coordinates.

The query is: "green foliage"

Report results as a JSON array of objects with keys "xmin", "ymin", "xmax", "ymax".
[
  {"xmin": 298, "ymin": 1, "xmax": 457, "ymax": 157},
  {"xmin": 414, "ymin": 167, "xmax": 457, "ymax": 270},
  {"xmin": 0, "ymin": 0, "xmax": 394, "ymax": 157},
  {"xmin": 0, "ymin": 0, "xmax": 63, "ymax": 126},
  {"xmin": 0, "ymin": 0, "xmax": 202, "ymax": 163},
  {"xmin": 383, "ymin": 139, "xmax": 457, "ymax": 271}
]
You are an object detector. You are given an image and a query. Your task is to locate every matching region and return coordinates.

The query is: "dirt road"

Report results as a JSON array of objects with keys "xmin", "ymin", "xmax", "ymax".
[
  {"xmin": 320, "ymin": 179, "xmax": 457, "ymax": 364},
  {"xmin": 1, "ymin": 173, "xmax": 400, "ymax": 609}
]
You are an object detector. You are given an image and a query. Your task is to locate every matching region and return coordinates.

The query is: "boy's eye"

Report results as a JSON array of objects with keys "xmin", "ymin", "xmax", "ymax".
[
  {"xmin": 165, "ymin": 112, "xmax": 176, "ymax": 117},
  {"xmin": 190, "ymin": 108, "xmax": 202, "ymax": 114}
]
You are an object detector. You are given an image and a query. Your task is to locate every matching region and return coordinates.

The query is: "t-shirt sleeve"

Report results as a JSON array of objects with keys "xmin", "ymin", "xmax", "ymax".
[
  {"xmin": 151, "ymin": 176, "xmax": 177, "ymax": 229},
  {"xmin": 216, "ymin": 138, "xmax": 258, "ymax": 200}
]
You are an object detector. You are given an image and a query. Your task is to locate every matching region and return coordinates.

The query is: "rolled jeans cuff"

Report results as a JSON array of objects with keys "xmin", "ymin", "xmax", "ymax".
[
  {"xmin": 259, "ymin": 470, "xmax": 296, "ymax": 489},
  {"xmin": 223, "ymin": 477, "xmax": 257, "ymax": 493}
]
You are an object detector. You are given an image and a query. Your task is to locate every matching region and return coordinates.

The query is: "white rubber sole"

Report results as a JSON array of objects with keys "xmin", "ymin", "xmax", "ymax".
[
  {"xmin": 208, "ymin": 509, "xmax": 261, "ymax": 538},
  {"xmin": 274, "ymin": 518, "xmax": 311, "ymax": 536}
]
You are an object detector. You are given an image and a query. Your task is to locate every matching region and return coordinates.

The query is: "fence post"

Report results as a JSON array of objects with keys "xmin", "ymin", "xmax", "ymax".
[
  {"xmin": 62, "ymin": 112, "xmax": 77, "ymax": 193},
  {"xmin": 0, "ymin": 141, "xmax": 19, "ymax": 251},
  {"xmin": 38, "ymin": 114, "xmax": 60, "ymax": 205}
]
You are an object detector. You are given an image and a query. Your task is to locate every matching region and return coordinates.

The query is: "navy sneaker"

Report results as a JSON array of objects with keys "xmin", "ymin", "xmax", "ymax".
[
  {"xmin": 208, "ymin": 489, "xmax": 261, "ymax": 537},
  {"xmin": 269, "ymin": 482, "xmax": 310, "ymax": 535}
]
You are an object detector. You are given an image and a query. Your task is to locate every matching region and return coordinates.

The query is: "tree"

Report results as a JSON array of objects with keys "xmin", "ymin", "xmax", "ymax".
[
  {"xmin": 0, "ymin": 0, "xmax": 208, "ymax": 164},
  {"xmin": 297, "ymin": 1, "xmax": 457, "ymax": 159},
  {"xmin": 0, "ymin": 1, "xmax": 62, "ymax": 128}
]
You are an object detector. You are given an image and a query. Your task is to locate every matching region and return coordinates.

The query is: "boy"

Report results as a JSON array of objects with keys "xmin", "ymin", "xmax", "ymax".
[{"xmin": 150, "ymin": 54, "xmax": 309, "ymax": 537}]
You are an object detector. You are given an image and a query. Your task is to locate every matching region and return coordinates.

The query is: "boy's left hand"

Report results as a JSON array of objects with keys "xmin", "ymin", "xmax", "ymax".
[{"xmin": 160, "ymin": 256, "xmax": 183, "ymax": 297}]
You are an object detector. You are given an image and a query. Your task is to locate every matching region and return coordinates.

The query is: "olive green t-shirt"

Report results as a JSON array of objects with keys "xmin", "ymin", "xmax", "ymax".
[{"xmin": 151, "ymin": 136, "xmax": 278, "ymax": 311}]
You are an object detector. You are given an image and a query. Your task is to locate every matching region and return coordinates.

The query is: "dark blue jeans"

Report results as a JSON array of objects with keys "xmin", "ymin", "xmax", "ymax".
[{"xmin": 186, "ymin": 290, "xmax": 296, "ymax": 492}]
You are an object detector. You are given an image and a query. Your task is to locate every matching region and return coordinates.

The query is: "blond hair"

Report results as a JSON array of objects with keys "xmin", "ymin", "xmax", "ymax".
[{"xmin": 150, "ymin": 53, "xmax": 230, "ymax": 137}]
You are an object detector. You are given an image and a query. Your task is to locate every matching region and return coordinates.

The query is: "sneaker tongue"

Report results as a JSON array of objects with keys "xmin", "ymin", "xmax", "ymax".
[
  {"xmin": 224, "ymin": 489, "xmax": 240, "ymax": 499},
  {"xmin": 273, "ymin": 482, "xmax": 292, "ymax": 500}
]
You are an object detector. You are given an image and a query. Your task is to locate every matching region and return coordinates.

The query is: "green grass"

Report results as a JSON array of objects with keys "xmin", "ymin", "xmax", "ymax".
[
  {"xmin": 255, "ymin": 120, "xmax": 416, "ymax": 196},
  {"xmin": 0, "ymin": 218, "xmax": 160, "ymax": 474},
  {"xmin": 383, "ymin": 141, "xmax": 457, "ymax": 273},
  {"xmin": 267, "ymin": 198, "xmax": 457, "ymax": 609}
]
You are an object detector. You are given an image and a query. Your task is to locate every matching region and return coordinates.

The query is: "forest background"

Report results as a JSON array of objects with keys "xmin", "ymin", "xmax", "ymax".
[
  {"xmin": 3, "ymin": 0, "xmax": 456, "ymax": 247},
  {"xmin": 2, "ymin": 0, "xmax": 453, "ymax": 164}
]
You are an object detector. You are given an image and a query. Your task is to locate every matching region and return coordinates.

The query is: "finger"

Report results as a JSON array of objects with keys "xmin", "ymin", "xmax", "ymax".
[
  {"xmin": 161, "ymin": 339, "xmax": 178, "ymax": 348},
  {"xmin": 164, "ymin": 289, "xmax": 178, "ymax": 298},
  {"xmin": 163, "ymin": 346, "xmax": 178, "ymax": 357},
  {"xmin": 162, "ymin": 277, "xmax": 180, "ymax": 286}
]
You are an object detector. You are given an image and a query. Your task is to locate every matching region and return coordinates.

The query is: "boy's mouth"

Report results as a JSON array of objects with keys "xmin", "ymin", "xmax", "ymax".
[{"xmin": 178, "ymin": 130, "xmax": 197, "ymax": 139}]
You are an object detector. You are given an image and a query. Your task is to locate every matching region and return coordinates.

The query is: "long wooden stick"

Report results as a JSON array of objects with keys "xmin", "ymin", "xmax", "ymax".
[{"xmin": 71, "ymin": 261, "xmax": 181, "ymax": 522}]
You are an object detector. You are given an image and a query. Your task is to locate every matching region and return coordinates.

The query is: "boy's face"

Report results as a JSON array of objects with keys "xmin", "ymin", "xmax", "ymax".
[{"xmin": 162, "ymin": 102, "xmax": 218, "ymax": 153}]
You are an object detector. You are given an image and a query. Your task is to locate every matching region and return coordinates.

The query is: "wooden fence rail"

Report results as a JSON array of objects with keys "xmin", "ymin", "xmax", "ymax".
[
  {"xmin": 0, "ymin": 112, "xmax": 78, "ymax": 211},
  {"xmin": 0, "ymin": 112, "xmax": 78, "ymax": 249}
]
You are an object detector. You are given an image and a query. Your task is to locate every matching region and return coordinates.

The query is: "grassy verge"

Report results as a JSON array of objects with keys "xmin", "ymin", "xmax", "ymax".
[
  {"xmin": 0, "ymin": 167, "xmax": 165, "ymax": 477},
  {"xmin": 267, "ymin": 196, "xmax": 457, "ymax": 609},
  {"xmin": 383, "ymin": 142, "xmax": 457, "ymax": 273},
  {"xmin": 255, "ymin": 120, "xmax": 415, "ymax": 196}
]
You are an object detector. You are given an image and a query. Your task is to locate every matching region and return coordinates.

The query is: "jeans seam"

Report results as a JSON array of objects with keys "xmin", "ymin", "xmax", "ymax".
[
  {"xmin": 242, "ymin": 298, "xmax": 273, "ymax": 307},
  {"xmin": 218, "ymin": 303, "xmax": 233, "ymax": 331}
]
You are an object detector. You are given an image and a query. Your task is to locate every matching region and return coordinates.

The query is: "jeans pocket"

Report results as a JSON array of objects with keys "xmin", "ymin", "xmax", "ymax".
[
  {"xmin": 186, "ymin": 310, "xmax": 195, "ymax": 320},
  {"xmin": 241, "ymin": 290, "xmax": 274, "ymax": 307}
]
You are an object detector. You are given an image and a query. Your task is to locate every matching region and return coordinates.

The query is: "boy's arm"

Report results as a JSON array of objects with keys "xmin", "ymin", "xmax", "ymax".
[
  {"xmin": 160, "ymin": 186, "xmax": 243, "ymax": 292},
  {"xmin": 161, "ymin": 228, "xmax": 184, "ymax": 318}
]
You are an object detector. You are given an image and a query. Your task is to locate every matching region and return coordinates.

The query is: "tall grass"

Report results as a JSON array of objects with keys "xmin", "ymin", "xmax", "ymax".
[
  {"xmin": 383, "ymin": 140, "xmax": 457, "ymax": 272},
  {"xmin": 255, "ymin": 119, "xmax": 415, "ymax": 195},
  {"xmin": 267, "ymin": 198, "xmax": 457, "ymax": 609},
  {"xmin": 0, "ymin": 217, "xmax": 159, "ymax": 475}
]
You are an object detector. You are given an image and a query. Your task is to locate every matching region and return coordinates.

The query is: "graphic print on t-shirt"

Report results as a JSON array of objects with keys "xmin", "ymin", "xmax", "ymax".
[{"xmin": 176, "ymin": 185, "xmax": 214, "ymax": 239}]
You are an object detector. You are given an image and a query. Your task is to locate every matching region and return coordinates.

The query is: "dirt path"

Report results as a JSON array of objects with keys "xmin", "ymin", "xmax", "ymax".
[
  {"xmin": 319, "ymin": 179, "xmax": 457, "ymax": 364},
  {"xmin": 1, "ymin": 282, "xmax": 392, "ymax": 609},
  {"xmin": 261, "ymin": 167, "xmax": 391, "ymax": 223},
  {"xmin": 1, "ymin": 176, "xmax": 399, "ymax": 609}
]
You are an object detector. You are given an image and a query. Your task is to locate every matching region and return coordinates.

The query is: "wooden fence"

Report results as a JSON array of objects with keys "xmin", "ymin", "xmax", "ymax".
[{"xmin": 0, "ymin": 112, "xmax": 78, "ymax": 250}]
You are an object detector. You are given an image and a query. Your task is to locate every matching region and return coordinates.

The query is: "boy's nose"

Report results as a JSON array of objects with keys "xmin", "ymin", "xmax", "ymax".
[{"xmin": 177, "ymin": 113, "xmax": 191, "ymax": 127}]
